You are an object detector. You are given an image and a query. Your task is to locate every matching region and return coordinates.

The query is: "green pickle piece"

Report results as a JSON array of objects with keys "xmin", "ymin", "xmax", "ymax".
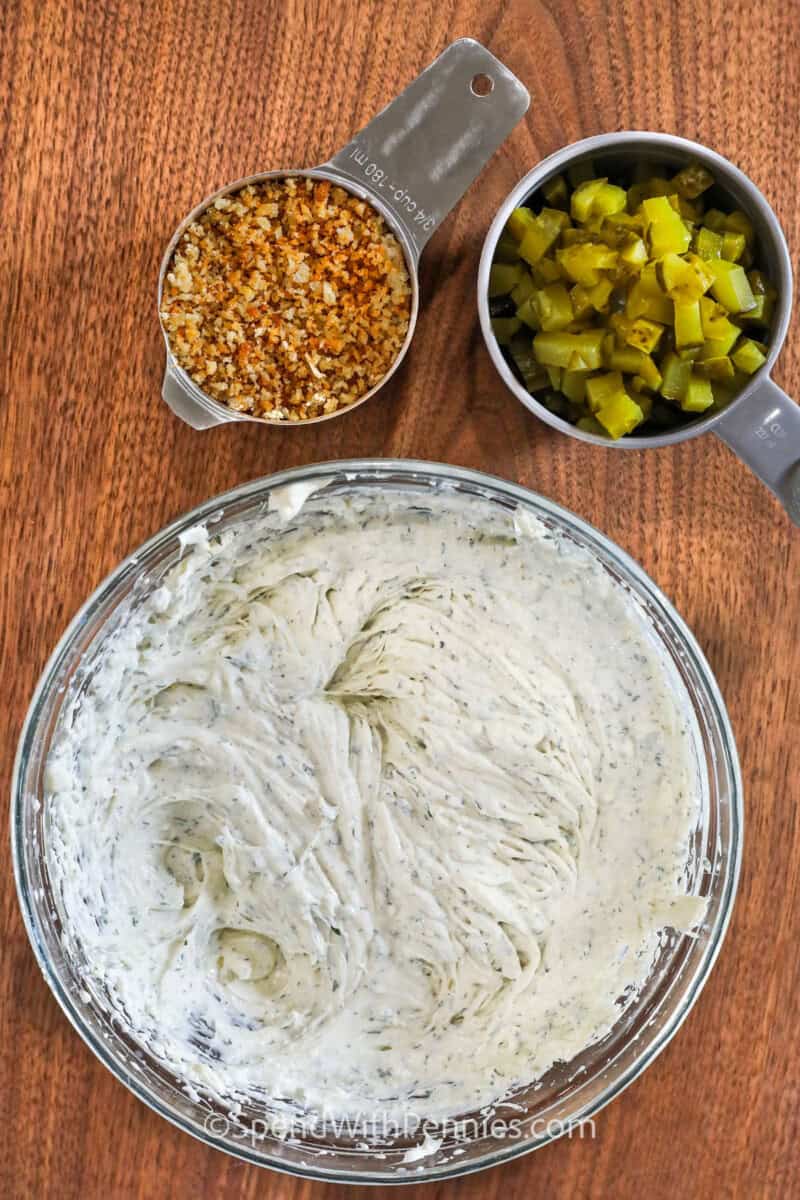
[
  {"xmin": 659, "ymin": 352, "xmax": 692, "ymax": 401},
  {"xmin": 671, "ymin": 162, "xmax": 715, "ymax": 199},
  {"xmin": 506, "ymin": 207, "xmax": 537, "ymax": 243},
  {"xmin": 626, "ymin": 317, "xmax": 663, "ymax": 353},
  {"xmin": 491, "ymin": 317, "xmax": 522, "ymax": 345},
  {"xmin": 596, "ymin": 391, "xmax": 645, "ymax": 438},
  {"xmin": 508, "ymin": 335, "xmax": 549, "ymax": 390},
  {"xmin": 732, "ymin": 338, "xmax": 767, "ymax": 374},
  {"xmin": 695, "ymin": 227, "xmax": 723, "ymax": 261},
  {"xmin": 511, "ymin": 273, "xmax": 536, "ymax": 306},
  {"xmin": 533, "ymin": 330, "xmax": 605, "ymax": 370},
  {"xmin": 489, "ymin": 160, "xmax": 776, "ymax": 438},
  {"xmin": 674, "ymin": 300, "xmax": 704, "ymax": 350},
  {"xmin": 709, "ymin": 260, "xmax": 756, "ymax": 314},
  {"xmin": 494, "ymin": 232, "xmax": 521, "ymax": 263},
  {"xmin": 489, "ymin": 263, "xmax": 523, "ymax": 297},
  {"xmin": 695, "ymin": 355, "xmax": 735, "ymax": 381},
  {"xmin": 681, "ymin": 375, "xmax": 714, "ymax": 412},
  {"xmin": 721, "ymin": 231, "xmax": 746, "ymax": 263},
  {"xmin": 531, "ymin": 283, "xmax": 573, "ymax": 332},
  {"xmin": 541, "ymin": 174, "xmax": 569, "ymax": 210}
]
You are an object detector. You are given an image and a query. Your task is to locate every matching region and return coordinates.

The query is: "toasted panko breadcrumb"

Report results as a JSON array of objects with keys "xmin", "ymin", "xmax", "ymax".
[{"xmin": 160, "ymin": 177, "xmax": 412, "ymax": 420}]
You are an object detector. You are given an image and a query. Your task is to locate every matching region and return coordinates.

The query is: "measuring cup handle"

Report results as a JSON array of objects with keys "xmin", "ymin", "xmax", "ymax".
[
  {"xmin": 714, "ymin": 375, "xmax": 800, "ymax": 525},
  {"xmin": 323, "ymin": 39, "xmax": 529, "ymax": 264},
  {"xmin": 162, "ymin": 364, "xmax": 232, "ymax": 431}
]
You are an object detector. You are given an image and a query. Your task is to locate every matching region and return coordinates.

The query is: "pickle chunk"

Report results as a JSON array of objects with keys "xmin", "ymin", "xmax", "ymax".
[{"xmin": 490, "ymin": 157, "xmax": 776, "ymax": 438}]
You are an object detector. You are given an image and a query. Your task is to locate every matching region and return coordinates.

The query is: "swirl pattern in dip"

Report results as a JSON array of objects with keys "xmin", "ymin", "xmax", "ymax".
[{"xmin": 46, "ymin": 487, "xmax": 704, "ymax": 1122}]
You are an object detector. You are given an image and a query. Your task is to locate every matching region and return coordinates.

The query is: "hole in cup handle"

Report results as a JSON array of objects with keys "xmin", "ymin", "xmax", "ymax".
[
  {"xmin": 714, "ymin": 374, "xmax": 800, "ymax": 526},
  {"xmin": 470, "ymin": 73, "xmax": 494, "ymax": 96},
  {"xmin": 322, "ymin": 39, "xmax": 529, "ymax": 264}
]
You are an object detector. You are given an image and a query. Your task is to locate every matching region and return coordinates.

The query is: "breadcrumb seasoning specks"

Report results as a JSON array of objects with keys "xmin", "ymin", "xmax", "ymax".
[{"xmin": 161, "ymin": 178, "xmax": 412, "ymax": 421}]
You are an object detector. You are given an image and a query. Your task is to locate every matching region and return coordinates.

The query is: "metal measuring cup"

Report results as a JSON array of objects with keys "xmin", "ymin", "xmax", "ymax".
[
  {"xmin": 159, "ymin": 39, "xmax": 529, "ymax": 429},
  {"xmin": 478, "ymin": 132, "xmax": 800, "ymax": 525}
]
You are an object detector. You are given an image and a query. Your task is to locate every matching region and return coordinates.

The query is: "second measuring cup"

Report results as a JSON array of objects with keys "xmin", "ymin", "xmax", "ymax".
[{"xmin": 159, "ymin": 39, "xmax": 529, "ymax": 428}]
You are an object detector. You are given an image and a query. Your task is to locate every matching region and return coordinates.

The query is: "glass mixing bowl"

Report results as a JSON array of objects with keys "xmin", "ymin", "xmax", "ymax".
[{"xmin": 12, "ymin": 460, "xmax": 742, "ymax": 1184}]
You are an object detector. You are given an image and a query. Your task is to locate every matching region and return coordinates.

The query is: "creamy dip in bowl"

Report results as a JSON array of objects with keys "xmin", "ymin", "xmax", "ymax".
[{"xmin": 12, "ymin": 462, "xmax": 741, "ymax": 1182}]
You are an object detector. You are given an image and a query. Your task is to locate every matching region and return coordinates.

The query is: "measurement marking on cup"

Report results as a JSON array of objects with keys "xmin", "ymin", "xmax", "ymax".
[
  {"xmin": 755, "ymin": 410, "xmax": 788, "ymax": 450},
  {"xmin": 347, "ymin": 146, "xmax": 436, "ymax": 232}
]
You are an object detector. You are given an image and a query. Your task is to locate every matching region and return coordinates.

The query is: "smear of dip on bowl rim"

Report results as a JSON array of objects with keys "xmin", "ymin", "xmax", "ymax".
[{"xmin": 45, "ymin": 484, "xmax": 705, "ymax": 1126}]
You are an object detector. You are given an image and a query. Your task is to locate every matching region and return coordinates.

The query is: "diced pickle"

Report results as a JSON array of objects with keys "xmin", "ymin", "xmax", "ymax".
[
  {"xmin": 626, "ymin": 317, "xmax": 663, "ymax": 353},
  {"xmin": 698, "ymin": 327, "xmax": 741, "ymax": 359},
  {"xmin": 619, "ymin": 236, "xmax": 648, "ymax": 270},
  {"xmin": 507, "ymin": 207, "xmax": 537, "ymax": 242},
  {"xmin": 511, "ymin": 273, "xmax": 536, "ymax": 306},
  {"xmin": 642, "ymin": 195, "xmax": 692, "ymax": 257},
  {"xmin": 494, "ymin": 232, "xmax": 521, "ymax": 263},
  {"xmin": 627, "ymin": 177, "xmax": 673, "ymax": 211},
  {"xmin": 571, "ymin": 178, "xmax": 626, "ymax": 222},
  {"xmin": 596, "ymin": 391, "xmax": 645, "ymax": 438},
  {"xmin": 676, "ymin": 195, "xmax": 705, "ymax": 222},
  {"xmin": 489, "ymin": 263, "xmax": 523, "ymax": 297},
  {"xmin": 557, "ymin": 244, "xmax": 618, "ymax": 287},
  {"xmin": 533, "ymin": 330, "xmax": 605, "ymax": 369},
  {"xmin": 657, "ymin": 253, "xmax": 714, "ymax": 302},
  {"xmin": 710, "ymin": 382, "xmax": 736, "ymax": 411},
  {"xmin": 681, "ymin": 375, "xmax": 714, "ymax": 412},
  {"xmin": 542, "ymin": 174, "xmax": 569, "ymax": 210},
  {"xmin": 703, "ymin": 209, "xmax": 727, "ymax": 232},
  {"xmin": 586, "ymin": 371, "xmax": 625, "ymax": 413},
  {"xmin": 694, "ymin": 355, "xmax": 735, "ymax": 381},
  {"xmin": 531, "ymin": 283, "xmax": 573, "ymax": 331},
  {"xmin": 532, "ymin": 257, "xmax": 563, "ymax": 285},
  {"xmin": 492, "ymin": 160, "xmax": 775, "ymax": 437},
  {"xmin": 671, "ymin": 162, "xmax": 714, "ymax": 199},
  {"xmin": 737, "ymin": 294, "xmax": 773, "ymax": 326},
  {"xmin": 674, "ymin": 300, "xmax": 704, "ymax": 350},
  {"xmin": 519, "ymin": 214, "xmax": 561, "ymax": 265},
  {"xmin": 627, "ymin": 264, "xmax": 673, "ymax": 324},
  {"xmin": 587, "ymin": 278, "xmax": 613, "ymax": 311},
  {"xmin": 631, "ymin": 388, "xmax": 654, "ymax": 420},
  {"xmin": 709, "ymin": 260, "xmax": 756, "ymax": 313},
  {"xmin": 721, "ymin": 231, "xmax": 746, "ymax": 263},
  {"xmin": 699, "ymin": 297, "xmax": 739, "ymax": 344},
  {"xmin": 738, "ymin": 271, "xmax": 776, "ymax": 326},
  {"xmin": 659, "ymin": 352, "xmax": 692, "ymax": 401},
  {"xmin": 491, "ymin": 317, "xmax": 522, "ymax": 345},
  {"xmin": 516, "ymin": 296, "xmax": 540, "ymax": 331},
  {"xmin": 694, "ymin": 227, "xmax": 723, "ymax": 261},
  {"xmin": 561, "ymin": 368, "xmax": 589, "ymax": 404},
  {"xmin": 607, "ymin": 346, "xmax": 662, "ymax": 390},
  {"xmin": 732, "ymin": 338, "xmax": 767, "ymax": 374},
  {"xmin": 508, "ymin": 335, "xmax": 549, "ymax": 390},
  {"xmin": 724, "ymin": 210, "xmax": 755, "ymax": 245}
]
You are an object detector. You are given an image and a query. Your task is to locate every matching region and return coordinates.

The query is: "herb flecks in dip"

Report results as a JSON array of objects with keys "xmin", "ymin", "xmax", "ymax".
[{"xmin": 46, "ymin": 488, "xmax": 704, "ymax": 1123}]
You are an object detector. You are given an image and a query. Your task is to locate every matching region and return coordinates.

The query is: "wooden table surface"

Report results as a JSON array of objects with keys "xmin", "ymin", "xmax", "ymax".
[{"xmin": 2, "ymin": 1, "xmax": 799, "ymax": 1196}]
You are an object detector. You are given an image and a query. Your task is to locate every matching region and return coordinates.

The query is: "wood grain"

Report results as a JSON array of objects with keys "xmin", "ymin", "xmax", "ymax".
[{"xmin": 2, "ymin": 1, "xmax": 799, "ymax": 1196}]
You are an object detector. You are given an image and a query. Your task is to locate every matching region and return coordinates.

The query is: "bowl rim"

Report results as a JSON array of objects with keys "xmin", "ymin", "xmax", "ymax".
[
  {"xmin": 10, "ymin": 458, "xmax": 744, "ymax": 1184},
  {"xmin": 477, "ymin": 130, "xmax": 794, "ymax": 450}
]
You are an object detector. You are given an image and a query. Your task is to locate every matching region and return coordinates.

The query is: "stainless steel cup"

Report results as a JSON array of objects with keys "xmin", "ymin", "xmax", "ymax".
[
  {"xmin": 159, "ymin": 39, "xmax": 529, "ymax": 429},
  {"xmin": 477, "ymin": 132, "xmax": 800, "ymax": 525}
]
